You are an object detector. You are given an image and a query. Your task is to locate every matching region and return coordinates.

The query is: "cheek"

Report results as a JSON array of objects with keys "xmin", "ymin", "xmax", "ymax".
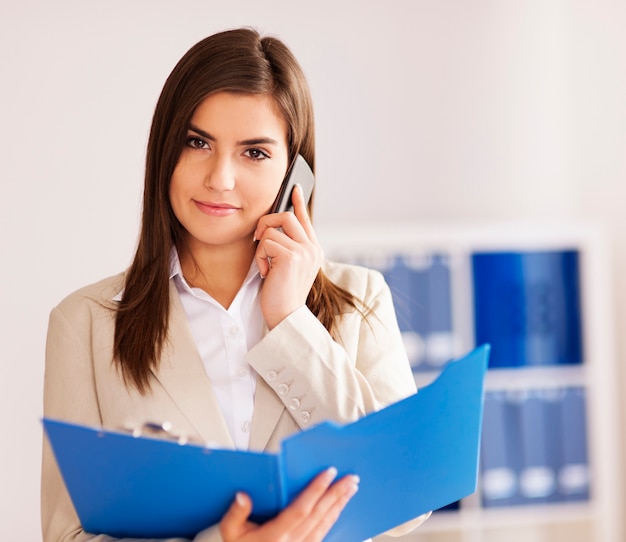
[
  {"xmin": 241, "ymin": 166, "xmax": 287, "ymax": 212},
  {"xmin": 264, "ymin": 181, "xmax": 282, "ymax": 205},
  {"xmin": 169, "ymin": 158, "xmax": 193, "ymax": 200},
  {"xmin": 255, "ymin": 178, "xmax": 284, "ymax": 213}
]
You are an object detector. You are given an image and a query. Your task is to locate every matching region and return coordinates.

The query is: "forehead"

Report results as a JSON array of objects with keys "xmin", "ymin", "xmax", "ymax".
[{"xmin": 191, "ymin": 92, "xmax": 288, "ymax": 142}]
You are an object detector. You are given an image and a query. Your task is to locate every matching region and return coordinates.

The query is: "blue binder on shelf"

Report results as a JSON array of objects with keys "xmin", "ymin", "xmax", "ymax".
[
  {"xmin": 480, "ymin": 390, "xmax": 523, "ymax": 507},
  {"xmin": 343, "ymin": 253, "xmax": 455, "ymax": 372},
  {"xmin": 518, "ymin": 389, "xmax": 560, "ymax": 504},
  {"xmin": 43, "ymin": 345, "xmax": 489, "ymax": 542},
  {"xmin": 472, "ymin": 250, "xmax": 583, "ymax": 368},
  {"xmin": 559, "ymin": 387, "xmax": 591, "ymax": 501}
]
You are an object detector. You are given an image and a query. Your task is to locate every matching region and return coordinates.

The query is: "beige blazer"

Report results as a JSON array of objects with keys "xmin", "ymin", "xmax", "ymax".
[{"xmin": 42, "ymin": 261, "xmax": 427, "ymax": 541}]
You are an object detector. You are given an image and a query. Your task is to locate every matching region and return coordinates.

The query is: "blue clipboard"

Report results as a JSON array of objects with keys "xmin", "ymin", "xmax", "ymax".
[{"xmin": 43, "ymin": 344, "xmax": 489, "ymax": 541}]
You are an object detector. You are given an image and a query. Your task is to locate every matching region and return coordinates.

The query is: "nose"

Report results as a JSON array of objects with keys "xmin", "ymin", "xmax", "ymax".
[{"xmin": 204, "ymin": 154, "xmax": 236, "ymax": 192}]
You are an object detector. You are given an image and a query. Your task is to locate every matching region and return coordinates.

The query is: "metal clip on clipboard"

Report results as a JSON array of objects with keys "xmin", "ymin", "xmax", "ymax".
[{"xmin": 120, "ymin": 421, "xmax": 196, "ymax": 446}]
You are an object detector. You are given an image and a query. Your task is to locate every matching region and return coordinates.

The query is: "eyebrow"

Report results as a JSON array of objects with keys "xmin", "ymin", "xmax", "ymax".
[{"xmin": 188, "ymin": 124, "xmax": 281, "ymax": 146}]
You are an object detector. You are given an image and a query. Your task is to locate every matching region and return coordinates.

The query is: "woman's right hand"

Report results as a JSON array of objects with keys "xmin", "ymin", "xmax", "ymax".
[{"xmin": 219, "ymin": 467, "xmax": 359, "ymax": 542}]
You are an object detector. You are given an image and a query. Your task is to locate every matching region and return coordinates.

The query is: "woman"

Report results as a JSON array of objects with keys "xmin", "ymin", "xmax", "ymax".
[{"xmin": 42, "ymin": 28, "xmax": 426, "ymax": 541}]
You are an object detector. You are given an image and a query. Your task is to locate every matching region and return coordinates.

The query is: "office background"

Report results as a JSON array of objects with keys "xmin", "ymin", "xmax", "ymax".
[{"xmin": 1, "ymin": 1, "xmax": 625, "ymax": 540}]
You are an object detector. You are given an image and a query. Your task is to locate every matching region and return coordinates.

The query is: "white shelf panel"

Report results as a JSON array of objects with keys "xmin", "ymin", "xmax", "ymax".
[
  {"xmin": 414, "ymin": 364, "xmax": 588, "ymax": 391},
  {"xmin": 413, "ymin": 501, "xmax": 595, "ymax": 533},
  {"xmin": 322, "ymin": 221, "xmax": 622, "ymax": 542}
]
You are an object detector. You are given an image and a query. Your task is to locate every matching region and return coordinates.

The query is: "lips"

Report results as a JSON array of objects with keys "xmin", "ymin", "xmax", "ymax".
[{"xmin": 193, "ymin": 200, "xmax": 239, "ymax": 217}]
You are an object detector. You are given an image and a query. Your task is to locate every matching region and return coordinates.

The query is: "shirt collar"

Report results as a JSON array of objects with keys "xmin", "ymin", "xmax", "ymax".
[{"xmin": 169, "ymin": 248, "xmax": 183, "ymax": 281}]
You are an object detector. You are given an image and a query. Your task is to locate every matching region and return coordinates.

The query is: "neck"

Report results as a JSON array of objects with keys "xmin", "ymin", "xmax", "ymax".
[{"xmin": 179, "ymin": 237, "xmax": 256, "ymax": 309}]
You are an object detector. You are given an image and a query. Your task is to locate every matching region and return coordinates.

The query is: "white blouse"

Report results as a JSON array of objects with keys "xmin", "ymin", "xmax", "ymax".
[{"xmin": 171, "ymin": 251, "xmax": 263, "ymax": 450}]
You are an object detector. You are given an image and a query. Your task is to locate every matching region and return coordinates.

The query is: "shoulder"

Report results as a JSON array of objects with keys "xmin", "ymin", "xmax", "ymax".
[
  {"xmin": 322, "ymin": 260, "xmax": 387, "ymax": 300},
  {"xmin": 52, "ymin": 273, "xmax": 126, "ymax": 321}
]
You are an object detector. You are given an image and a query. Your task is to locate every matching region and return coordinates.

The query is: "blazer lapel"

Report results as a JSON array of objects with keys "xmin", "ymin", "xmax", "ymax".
[{"xmin": 151, "ymin": 282, "xmax": 234, "ymax": 448}]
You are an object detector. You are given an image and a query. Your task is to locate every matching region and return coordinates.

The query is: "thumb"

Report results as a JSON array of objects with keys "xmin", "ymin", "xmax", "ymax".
[{"xmin": 220, "ymin": 492, "xmax": 253, "ymax": 540}]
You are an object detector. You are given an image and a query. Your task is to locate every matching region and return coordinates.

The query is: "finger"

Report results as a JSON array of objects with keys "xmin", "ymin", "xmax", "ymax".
[
  {"xmin": 254, "ymin": 212, "xmax": 306, "ymax": 245},
  {"xmin": 254, "ymin": 237, "xmax": 285, "ymax": 278},
  {"xmin": 290, "ymin": 184, "xmax": 318, "ymax": 241},
  {"xmin": 255, "ymin": 184, "xmax": 314, "ymax": 244},
  {"xmin": 269, "ymin": 467, "xmax": 338, "ymax": 533},
  {"xmin": 248, "ymin": 471, "xmax": 359, "ymax": 542},
  {"xmin": 290, "ymin": 184, "xmax": 307, "ymax": 220},
  {"xmin": 255, "ymin": 247, "xmax": 270, "ymax": 279},
  {"xmin": 300, "ymin": 475, "xmax": 359, "ymax": 540},
  {"xmin": 219, "ymin": 492, "xmax": 254, "ymax": 541}
]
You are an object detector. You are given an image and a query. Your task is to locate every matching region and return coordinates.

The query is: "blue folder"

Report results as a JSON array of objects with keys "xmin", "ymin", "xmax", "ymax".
[{"xmin": 43, "ymin": 345, "xmax": 489, "ymax": 542}]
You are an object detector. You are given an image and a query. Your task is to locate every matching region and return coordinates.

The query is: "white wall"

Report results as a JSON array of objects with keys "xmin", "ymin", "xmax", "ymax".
[{"xmin": 1, "ymin": 0, "xmax": 625, "ymax": 539}]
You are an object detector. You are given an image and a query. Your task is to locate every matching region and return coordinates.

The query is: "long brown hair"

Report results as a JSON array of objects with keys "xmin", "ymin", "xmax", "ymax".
[{"xmin": 114, "ymin": 28, "xmax": 363, "ymax": 393}]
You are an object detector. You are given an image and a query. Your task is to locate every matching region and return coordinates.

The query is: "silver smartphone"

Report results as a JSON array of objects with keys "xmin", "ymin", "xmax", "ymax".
[{"xmin": 270, "ymin": 154, "xmax": 315, "ymax": 214}]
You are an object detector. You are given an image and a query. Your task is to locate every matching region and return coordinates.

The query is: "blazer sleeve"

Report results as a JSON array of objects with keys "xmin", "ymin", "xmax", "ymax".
[
  {"xmin": 41, "ymin": 306, "xmax": 224, "ymax": 542},
  {"xmin": 246, "ymin": 266, "xmax": 417, "ymax": 428}
]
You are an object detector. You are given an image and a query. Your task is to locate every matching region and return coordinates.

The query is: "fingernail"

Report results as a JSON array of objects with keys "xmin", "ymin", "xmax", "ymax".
[
  {"xmin": 236, "ymin": 492, "xmax": 246, "ymax": 506},
  {"xmin": 346, "ymin": 481, "xmax": 359, "ymax": 498},
  {"xmin": 326, "ymin": 466, "xmax": 338, "ymax": 480}
]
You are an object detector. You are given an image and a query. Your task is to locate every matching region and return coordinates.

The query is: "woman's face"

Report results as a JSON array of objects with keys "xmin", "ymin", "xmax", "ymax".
[{"xmin": 169, "ymin": 92, "xmax": 289, "ymax": 252}]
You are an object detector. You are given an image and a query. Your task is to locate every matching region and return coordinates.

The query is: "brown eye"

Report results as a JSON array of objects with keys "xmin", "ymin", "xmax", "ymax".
[
  {"xmin": 186, "ymin": 137, "xmax": 208, "ymax": 149},
  {"xmin": 245, "ymin": 148, "xmax": 269, "ymax": 161}
]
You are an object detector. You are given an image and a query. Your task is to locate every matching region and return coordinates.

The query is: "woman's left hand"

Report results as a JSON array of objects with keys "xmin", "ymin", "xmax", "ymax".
[
  {"xmin": 219, "ymin": 467, "xmax": 359, "ymax": 542},
  {"xmin": 254, "ymin": 184, "xmax": 324, "ymax": 330}
]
